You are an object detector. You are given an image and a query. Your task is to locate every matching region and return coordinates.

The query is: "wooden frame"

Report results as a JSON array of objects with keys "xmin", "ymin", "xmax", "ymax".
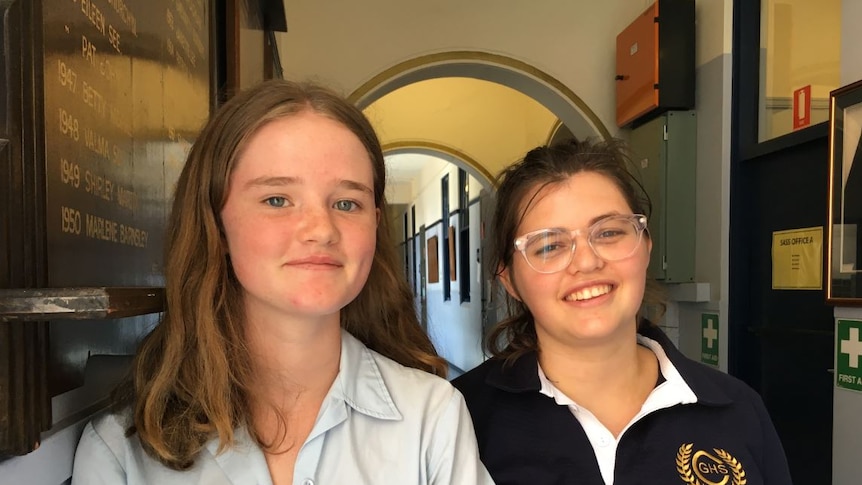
[
  {"xmin": 827, "ymin": 79, "xmax": 862, "ymax": 305},
  {"xmin": 222, "ymin": 0, "xmax": 282, "ymax": 100},
  {"xmin": 427, "ymin": 236, "xmax": 439, "ymax": 283}
]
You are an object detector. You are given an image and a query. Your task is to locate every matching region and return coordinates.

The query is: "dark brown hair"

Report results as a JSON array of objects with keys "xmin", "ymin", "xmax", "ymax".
[
  {"xmin": 115, "ymin": 79, "xmax": 445, "ymax": 470},
  {"xmin": 485, "ymin": 137, "xmax": 664, "ymax": 364}
]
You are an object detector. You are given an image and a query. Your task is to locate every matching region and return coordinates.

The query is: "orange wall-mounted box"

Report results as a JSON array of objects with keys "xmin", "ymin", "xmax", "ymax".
[{"xmin": 615, "ymin": 0, "xmax": 694, "ymax": 128}]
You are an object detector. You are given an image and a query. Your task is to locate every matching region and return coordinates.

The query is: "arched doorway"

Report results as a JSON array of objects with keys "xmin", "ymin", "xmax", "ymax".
[{"xmin": 353, "ymin": 51, "xmax": 609, "ymax": 375}]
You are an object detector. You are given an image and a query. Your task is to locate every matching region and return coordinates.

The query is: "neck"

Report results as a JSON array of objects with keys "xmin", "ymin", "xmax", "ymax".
[
  {"xmin": 245, "ymin": 309, "xmax": 343, "ymax": 396},
  {"xmin": 539, "ymin": 336, "xmax": 638, "ymax": 385},
  {"xmin": 244, "ymin": 309, "xmax": 343, "ymax": 465},
  {"xmin": 537, "ymin": 330, "xmax": 657, "ymax": 410}
]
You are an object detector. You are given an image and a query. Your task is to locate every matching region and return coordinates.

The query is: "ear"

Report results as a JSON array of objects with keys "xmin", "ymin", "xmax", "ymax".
[
  {"xmin": 375, "ymin": 208, "xmax": 381, "ymax": 226},
  {"xmin": 498, "ymin": 264, "xmax": 522, "ymax": 302}
]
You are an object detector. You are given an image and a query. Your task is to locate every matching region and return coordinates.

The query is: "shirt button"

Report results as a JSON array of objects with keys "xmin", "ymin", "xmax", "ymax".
[
  {"xmin": 302, "ymin": 479, "xmax": 314, "ymax": 485},
  {"xmin": 598, "ymin": 435, "xmax": 611, "ymax": 447}
]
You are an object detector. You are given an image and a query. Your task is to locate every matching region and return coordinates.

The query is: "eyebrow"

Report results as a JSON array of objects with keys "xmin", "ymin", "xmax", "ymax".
[
  {"xmin": 244, "ymin": 176, "xmax": 298, "ymax": 189},
  {"xmin": 244, "ymin": 176, "xmax": 374, "ymax": 195},
  {"xmin": 339, "ymin": 179, "xmax": 374, "ymax": 196},
  {"xmin": 588, "ymin": 211, "xmax": 624, "ymax": 226}
]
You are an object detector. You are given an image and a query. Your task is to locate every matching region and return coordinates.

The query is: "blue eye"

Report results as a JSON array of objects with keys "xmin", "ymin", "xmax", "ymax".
[
  {"xmin": 526, "ymin": 231, "xmax": 570, "ymax": 258},
  {"xmin": 265, "ymin": 196, "xmax": 287, "ymax": 208},
  {"xmin": 334, "ymin": 200, "xmax": 358, "ymax": 211},
  {"xmin": 533, "ymin": 242, "xmax": 565, "ymax": 257},
  {"xmin": 595, "ymin": 229, "xmax": 625, "ymax": 240}
]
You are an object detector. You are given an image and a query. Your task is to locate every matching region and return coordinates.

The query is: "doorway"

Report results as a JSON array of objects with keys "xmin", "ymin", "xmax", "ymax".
[
  {"xmin": 729, "ymin": 139, "xmax": 834, "ymax": 484},
  {"xmin": 731, "ymin": 3, "xmax": 836, "ymax": 482}
]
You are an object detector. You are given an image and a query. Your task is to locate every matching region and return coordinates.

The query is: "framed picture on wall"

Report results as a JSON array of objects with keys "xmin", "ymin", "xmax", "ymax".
[
  {"xmin": 427, "ymin": 236, "xmax": 440, "ymax": 284},
  {"xmin": 827, "ymin": 79, "xmax": 862, "ymax": 305}
]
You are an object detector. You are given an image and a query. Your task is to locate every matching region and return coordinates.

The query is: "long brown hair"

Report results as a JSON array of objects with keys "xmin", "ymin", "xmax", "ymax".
[
  {"xmin": 486, "ymin": 138, "xmax": 665, "ymax": 365},
  {"xmin": 115, "ymin": 79, "xmax": 445, "ymax": 470}
]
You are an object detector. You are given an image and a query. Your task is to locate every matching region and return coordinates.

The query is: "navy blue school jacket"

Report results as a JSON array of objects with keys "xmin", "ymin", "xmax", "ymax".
[{"xmin": 452, "ymin": 323, "xmax": 793, "ymax": 485}]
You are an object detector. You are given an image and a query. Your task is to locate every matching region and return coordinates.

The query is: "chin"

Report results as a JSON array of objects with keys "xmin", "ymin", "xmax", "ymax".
[{"xmin": 572, "ymin": 319, "xmax": 631, "ymax": 341}]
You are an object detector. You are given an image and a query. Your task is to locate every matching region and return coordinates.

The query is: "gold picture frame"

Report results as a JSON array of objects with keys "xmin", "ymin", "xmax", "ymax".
[{"xmin": 427, "ymin": 236, "xmax": 439, "ymax": 284}]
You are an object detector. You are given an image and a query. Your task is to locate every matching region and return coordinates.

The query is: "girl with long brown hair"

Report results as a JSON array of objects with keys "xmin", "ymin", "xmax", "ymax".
[{"xmin": 72, "ymin": 79, "xmax": 493, "ymax": 485}]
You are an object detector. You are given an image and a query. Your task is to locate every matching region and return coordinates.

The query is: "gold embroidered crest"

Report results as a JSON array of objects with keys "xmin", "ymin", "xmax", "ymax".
[{"xmin": 676, "ymin": 443, "xmax": 747, "ymax": 485}]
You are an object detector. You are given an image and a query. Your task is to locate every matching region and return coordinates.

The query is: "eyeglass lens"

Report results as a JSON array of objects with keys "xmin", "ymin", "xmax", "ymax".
[{"xmin": 522, "ymin": 216, "xmax": 643, "ymax": 273}]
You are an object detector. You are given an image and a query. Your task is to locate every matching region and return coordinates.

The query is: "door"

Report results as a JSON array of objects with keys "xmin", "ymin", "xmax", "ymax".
[
  {"xmin": 731, "ymin": 3, "xmax": 834, "ymax": 482},
  {"xmin": 730, "ymin": 139, "xmax": 834, "ymax": 484}
]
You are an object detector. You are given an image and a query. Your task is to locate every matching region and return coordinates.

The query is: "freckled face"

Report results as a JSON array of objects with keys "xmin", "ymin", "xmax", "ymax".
[
  {"xmin": 220, "ymin": 111, "xmax": 379, "ymax": 326},
  {"xmin": 499, "ymin": 172, "xmax": 651, "ymax": 348}
]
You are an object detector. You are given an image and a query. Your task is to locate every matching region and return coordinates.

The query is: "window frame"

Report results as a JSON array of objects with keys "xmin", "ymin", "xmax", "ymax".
[{"xmin": 736, "ymin": 0, "xmax": 829, "ymax": 161}]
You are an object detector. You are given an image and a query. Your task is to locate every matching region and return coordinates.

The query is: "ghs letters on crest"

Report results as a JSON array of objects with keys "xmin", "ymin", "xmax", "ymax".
[{"xmin": 676, "ymin": 443, "xmax": 747, "ymax": 485}]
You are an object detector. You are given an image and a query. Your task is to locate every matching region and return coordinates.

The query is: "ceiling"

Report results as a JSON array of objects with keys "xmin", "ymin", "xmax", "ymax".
[{"xmin": 367, "ymin": 77, "xmax": 560, "ymax": 204}]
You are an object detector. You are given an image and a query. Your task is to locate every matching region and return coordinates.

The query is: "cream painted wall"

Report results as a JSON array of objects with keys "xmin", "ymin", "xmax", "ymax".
[
  {"xmin": 761, "ymin": 0, "xmax": 841, "ymax": 98},
  {"xmin": 365, "ymin": 78, "xmax": 556, "ymax": 177},
  {"xmin": 667, "ymin": 0, "xmax": 733, "ymax": 368},
  {"xmin": 413, "ymin": 157, "xmax": 450, "ymax": 225},
  {"xmin": 277, "ymin": 0, "xmax": 655, "ymax": 136},
  {"xmin": 239, "ymin": 28, "xmax": 265, "ymax": 88},
  {"xmin": 841, "ymin": 0, "xmax": 862, "ymax": 84},
  {"xmin": 697, "ymin": 0, "xmax": 733, "ymax": 60}
]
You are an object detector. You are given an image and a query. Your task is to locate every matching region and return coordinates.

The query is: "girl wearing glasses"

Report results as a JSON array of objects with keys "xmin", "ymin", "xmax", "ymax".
[{"xmin": 453, "ymin": 139, "xmax": 791, "ymax": 485}]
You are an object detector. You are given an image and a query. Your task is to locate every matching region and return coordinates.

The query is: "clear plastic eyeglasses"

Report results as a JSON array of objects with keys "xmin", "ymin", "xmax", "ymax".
[{"xmin": 513, "ymin": 214, "xmax": 648, "ymax": 274}]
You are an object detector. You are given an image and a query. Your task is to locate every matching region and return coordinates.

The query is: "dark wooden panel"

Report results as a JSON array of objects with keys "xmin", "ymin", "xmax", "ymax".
[
  {"xmin": 1, "ymin": 0, "xmax": 212, "ymax": 454},
  {"xmin": 42, "ymin": 0, "xmax": 211, "ymax": 289},
  {"xmin": 40, "ymin": 0, "xmax": 212, "ymax": 398},
  {"xmin": 0, "ymin": 0, "xmax": 51, "ymax": 456}
]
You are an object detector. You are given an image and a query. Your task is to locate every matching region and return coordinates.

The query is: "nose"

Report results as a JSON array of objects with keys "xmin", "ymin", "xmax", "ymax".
[
  {"xmin": 565, "ymin": 234, "xmax": 602, "ymax": 274},
  {"xmin": 297, "ymin": 205, "xmax": 339, "ymax": 245}
]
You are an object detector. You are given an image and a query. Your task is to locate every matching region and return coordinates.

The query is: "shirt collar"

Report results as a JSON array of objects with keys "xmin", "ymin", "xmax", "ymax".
[
  {"xmin": 205, "ymin": 330, "xmax": 403, "ymax": 480},
  {"xmin": 638, "ymin": 323, "xmax": 732, "ymax": 406},
  {"xmin": 536, "ymin": 334, "xmax": 697, "ymax": 408},
  {"xmin": 207, "ymin": 426, "xmax": 274, "ymax": 484},
  {"xmin": 485, "ymin": 349, "xmax": 542, "ymax": 393},
  {"xmin": 487, "ymin": 321, "xmax": 733, "ymax": 407},
  {"xmin": 331, "ymin": 329, "xmax": 403, "ymax": 421}
]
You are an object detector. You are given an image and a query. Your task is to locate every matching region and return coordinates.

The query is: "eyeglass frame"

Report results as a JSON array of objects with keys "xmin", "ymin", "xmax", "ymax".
[{"xmin": 512, "ymin": 214, "xmax": 649, "ymax": 273}]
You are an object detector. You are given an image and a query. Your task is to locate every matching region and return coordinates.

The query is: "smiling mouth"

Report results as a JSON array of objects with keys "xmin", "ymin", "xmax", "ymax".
[{"xmin": 564, "ymin": 284, "xmax": 612, "ymax": 302}]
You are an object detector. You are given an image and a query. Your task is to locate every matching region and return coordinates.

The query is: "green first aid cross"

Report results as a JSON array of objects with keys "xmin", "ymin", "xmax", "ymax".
[
  {"xmin": 701, "ymin": 313, "xmax": 719, "ymax": 366},
  {"xmin": 836, "ymin": 319, "xmax": 862, "ymax": 392}
]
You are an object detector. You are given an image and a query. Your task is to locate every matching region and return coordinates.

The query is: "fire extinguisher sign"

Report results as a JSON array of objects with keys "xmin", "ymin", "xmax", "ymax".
[{"xmin": 793, "ymin": 85, "xmax": 812, "ymax": 130}]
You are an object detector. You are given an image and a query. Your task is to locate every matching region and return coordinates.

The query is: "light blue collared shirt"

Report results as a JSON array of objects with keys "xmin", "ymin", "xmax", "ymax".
[{"xmin": 71, "ymin": 330, "xmax": 495, "ymax": 485}]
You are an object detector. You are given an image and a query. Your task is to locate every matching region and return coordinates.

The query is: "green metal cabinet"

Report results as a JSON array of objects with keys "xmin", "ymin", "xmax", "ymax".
[{"xmin": 629, "ymin": 110, "xmax": 697, "ymax": 282}]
